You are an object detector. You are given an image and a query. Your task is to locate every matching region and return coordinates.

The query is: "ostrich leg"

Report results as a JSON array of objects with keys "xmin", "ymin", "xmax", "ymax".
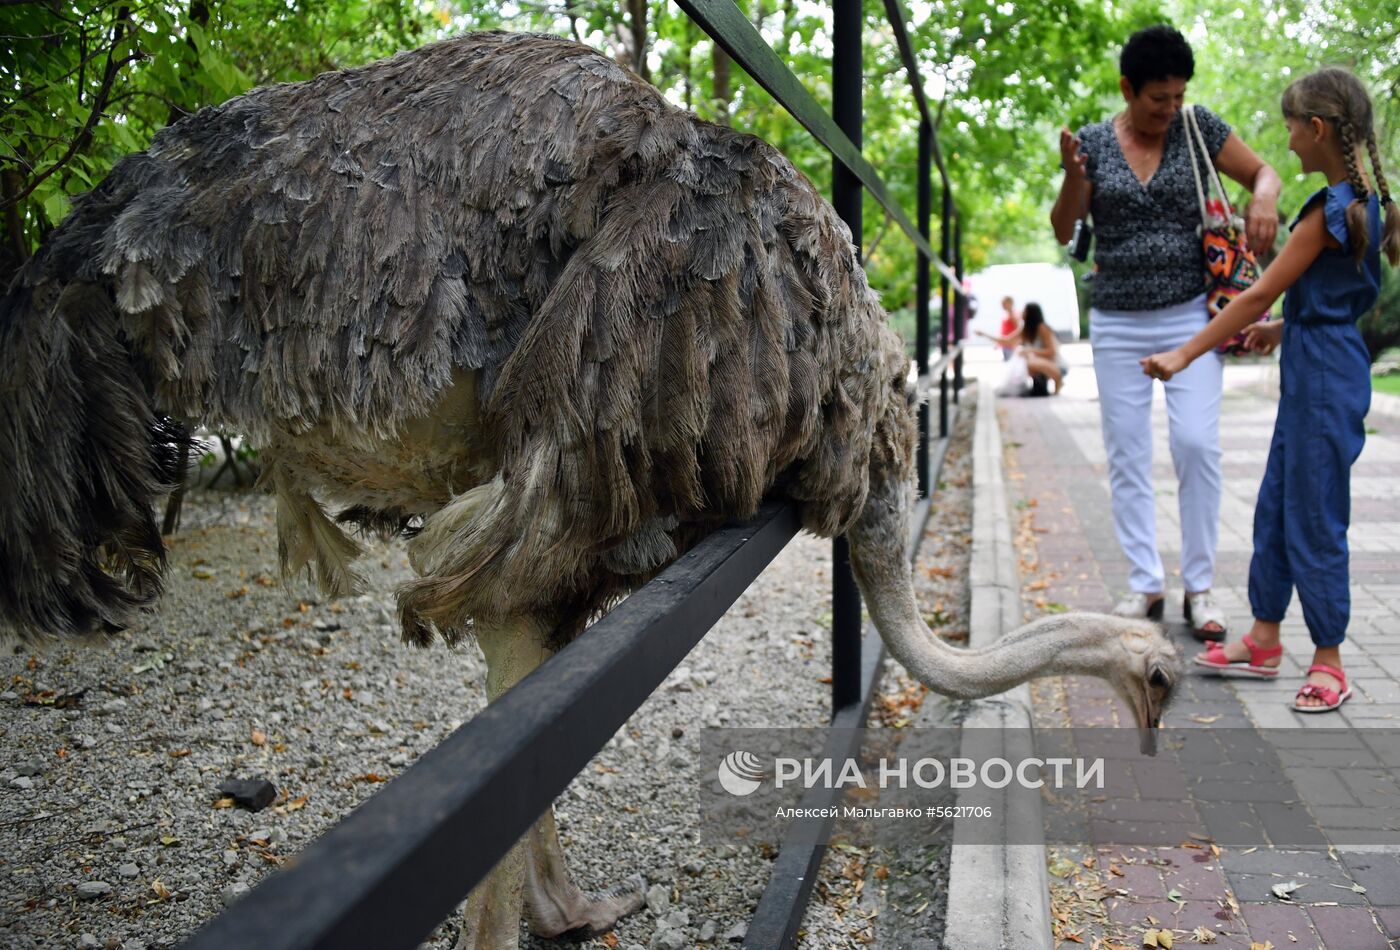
[
  {"xmin": 522, "ymin": 807, "xmax": 646, "ymax": 937},
  {"xmin": 457, "ymin": 617, "xmax": 645, "ymax": 950}
]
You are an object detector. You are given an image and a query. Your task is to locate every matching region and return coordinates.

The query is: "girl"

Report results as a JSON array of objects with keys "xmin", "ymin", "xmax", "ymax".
[
  {"xmin": 977, "ymin": 302, "xmax": 1066, "ymax": 394},
  {"xmin": 1142, "ymin": 68, "xmax": 1399, "ymax": 712}
]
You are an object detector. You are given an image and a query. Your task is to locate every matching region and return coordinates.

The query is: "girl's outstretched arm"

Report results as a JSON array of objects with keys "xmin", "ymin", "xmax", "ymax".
[
  {"xmin": 975, "ymin": 329, "xmax": 1020, "ymax": 348},
  {"xmin": 1141, "ymin": 207, "xmax": 1331, "ymax": 381}
]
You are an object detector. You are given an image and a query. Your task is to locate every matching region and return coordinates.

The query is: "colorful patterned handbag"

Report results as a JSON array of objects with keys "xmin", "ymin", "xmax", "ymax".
[{"xmin": 1183, "ymin": 105, "xmax": 1267, "ymax": 356}]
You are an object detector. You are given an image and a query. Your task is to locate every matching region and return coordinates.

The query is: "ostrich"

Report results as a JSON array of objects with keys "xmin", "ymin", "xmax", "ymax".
[{"xmin": 0, "ymin": 31, "xmax": 1177, "ymax": 948}]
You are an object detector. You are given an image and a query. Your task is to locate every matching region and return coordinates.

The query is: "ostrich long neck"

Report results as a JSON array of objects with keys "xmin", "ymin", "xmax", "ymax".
[
  {"xmin": 847, "ymin": 481, "xmax": 1117, "ymax": 700},
  {"xmin": 856, "ymin": 560, "xmax": 1110, "ymax": 699}
]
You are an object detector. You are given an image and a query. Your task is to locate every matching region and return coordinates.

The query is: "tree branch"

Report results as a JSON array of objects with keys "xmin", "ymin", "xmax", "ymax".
[{"xmin": 2, "ymin": 8, "xmax": 136, "ymax": 212}]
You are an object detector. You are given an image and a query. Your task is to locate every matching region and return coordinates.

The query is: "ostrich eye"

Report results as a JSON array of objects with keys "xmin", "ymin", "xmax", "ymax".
[{"xmin": 1148, "ymin": 665, "xmax": 1171, "ymax": 690}]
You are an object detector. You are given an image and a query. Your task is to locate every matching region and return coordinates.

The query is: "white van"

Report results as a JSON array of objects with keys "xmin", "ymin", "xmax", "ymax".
[{"xmin": 965, "ymin": 263, "xmax": 1082, "ymax": 344}]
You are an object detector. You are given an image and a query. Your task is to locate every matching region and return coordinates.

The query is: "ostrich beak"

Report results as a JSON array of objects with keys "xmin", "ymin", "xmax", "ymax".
[{"xmin": 1135, "ymin": 663, "xmax": 1174, "ymax": 756}]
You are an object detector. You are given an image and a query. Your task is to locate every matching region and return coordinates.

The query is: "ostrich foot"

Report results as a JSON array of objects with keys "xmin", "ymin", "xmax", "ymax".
[
  {"xmin": 523, "ymin": 808, "xmax": 647, "ymax": 938},
  {"xmin": 524, "ymin": 871, "xmax": 647, "ymax": 938}
]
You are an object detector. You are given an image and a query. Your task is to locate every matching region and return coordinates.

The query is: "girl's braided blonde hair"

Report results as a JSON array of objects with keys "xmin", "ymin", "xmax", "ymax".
[{"xmin": 1282, "ymin": 67, "xmax": 1400, "ymax": 267}]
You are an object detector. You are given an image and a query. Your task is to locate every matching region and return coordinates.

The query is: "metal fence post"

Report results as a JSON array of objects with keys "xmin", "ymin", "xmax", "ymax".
[
  {"xmin": 939, "ymin": 182, "xmax": 951, "ymax": 439},
  {"xmin": 830, "ymin": 0, "xmax": 862, "ymax": 715},
  {"xmin": 953, "ymin": 216, "xmax": 965, "ymax": 399},
  {"xmin": 916, "ymin": 119, "xmax": 931, "ymax": 499}
]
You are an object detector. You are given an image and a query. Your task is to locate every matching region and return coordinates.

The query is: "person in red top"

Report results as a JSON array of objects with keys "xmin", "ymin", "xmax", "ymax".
[{"xmin": 997, "ymin": 296, "xmax": 1022, "ymax": 361}]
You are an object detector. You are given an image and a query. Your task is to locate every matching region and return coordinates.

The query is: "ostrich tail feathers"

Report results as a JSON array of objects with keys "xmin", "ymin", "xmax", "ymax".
[{"xmin": 0, "ymin": 282, "xmax": 177, "ymax": 645}]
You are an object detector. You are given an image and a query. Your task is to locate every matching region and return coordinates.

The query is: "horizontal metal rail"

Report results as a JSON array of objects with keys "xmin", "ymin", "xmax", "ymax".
[
  {"xmin": 920, "ymin": 341, "xmax": 965, "ymax": 390},
  {"xmin": 674, "ymin": 0, "xmax": 960, "ymax": 286},
  {"xmin": 881, "ymin": 0, "xmax": 956, "ymax": 194},
  {"xmin": 182, "ymin": 504, "xmax": 802, "ymax": 950}
]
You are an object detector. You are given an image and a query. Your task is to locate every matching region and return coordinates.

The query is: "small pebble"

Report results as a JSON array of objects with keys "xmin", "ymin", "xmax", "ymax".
[
  {"xmin": 74, "ymin": 881, "xmax": 112, "ymax": 900},
  {"xmin": 649, "ymin": 931, "xmax": 686, "ymax": 950},
  {"xmin": 645, "ymin": 883, "xmax": 670, "ymax": 913},
  {"xmin": 219, "ymin": 778, "xmax": 276, "ymax": 811},
  {"xmin": 222, "ymin": 882, "xmax": 250, "ymax": 907}
]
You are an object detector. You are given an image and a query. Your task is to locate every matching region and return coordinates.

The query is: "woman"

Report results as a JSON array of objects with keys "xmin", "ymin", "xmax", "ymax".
[
  {"xmin": 978, "ymin": 302, "xmax": 1065, "ymax": 394},
  {"xmin": 1050, "ymin": 24, "xmax": 1281, "ymax": 639}
]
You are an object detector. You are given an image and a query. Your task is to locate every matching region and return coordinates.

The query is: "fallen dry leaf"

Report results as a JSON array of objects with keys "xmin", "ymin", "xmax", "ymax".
[
  {"xmin": 250, "ymin": 729, "xmax": 267, "ymax": 746},
  {"xmin": 169, "ymin": 748, "xmax": 191, "ymax": 759},
  {"xmin": 1193, "ymin": 926, "xmax": 1216, "ymax": 943},
  {"xmin": 212, "ymin": 796, "xmax": 235, "ymax": 809},
  {"xmin": 354, "ymin": 773, "xmax": 388, "ymax": 783},
  {"xmin": 1250, "ymin": 943, "xmax": 1275, "ymax": 950},
  {"xmin": 151, "ymin": 880, "xmax": 171, "ymax": 900}
]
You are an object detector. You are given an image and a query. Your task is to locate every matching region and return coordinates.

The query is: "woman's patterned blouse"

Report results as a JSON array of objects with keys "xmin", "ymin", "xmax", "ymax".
[{"xmin": 1078, "ymin": 105, "xmax": 1231, "ymax": 312}]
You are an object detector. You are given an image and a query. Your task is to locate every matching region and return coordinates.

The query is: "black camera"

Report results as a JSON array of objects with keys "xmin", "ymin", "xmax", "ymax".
[{"xmin": 1067, "ymin": 218, "xmax": 1092, "ymax": 262}]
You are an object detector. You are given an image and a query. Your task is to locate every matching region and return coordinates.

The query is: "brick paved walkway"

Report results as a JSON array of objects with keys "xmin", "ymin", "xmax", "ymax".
[{"xmin": 979, "ymin": 343, "xmax": 1400, "ymax": 950}]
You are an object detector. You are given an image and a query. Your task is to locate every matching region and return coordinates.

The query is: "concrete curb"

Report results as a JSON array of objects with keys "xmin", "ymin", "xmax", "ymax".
[
  {"xmin": 942, "ymin": 380, "xmax": 1053, "ymax": 950},
  {"xmin": 1371, "ymin": 389, "xmax": 1400, "ymax": 420}
]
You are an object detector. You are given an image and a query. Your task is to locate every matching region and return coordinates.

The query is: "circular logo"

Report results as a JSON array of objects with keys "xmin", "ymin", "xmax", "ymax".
[{"xmin": 717, "ymin": 751, "xmax": 766, "ymax": 796}]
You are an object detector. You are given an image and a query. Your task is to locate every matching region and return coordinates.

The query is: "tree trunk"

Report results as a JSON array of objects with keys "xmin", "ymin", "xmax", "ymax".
[
  {"xmin": 713, "ymin": 45, "xmax": 731, "ymax": 126},
  {"xmin": 626, "ymin": 0, "xmax": 648, "ymax": 81}
]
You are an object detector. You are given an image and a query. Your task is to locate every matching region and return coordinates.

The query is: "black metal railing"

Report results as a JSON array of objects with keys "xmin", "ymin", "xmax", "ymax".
[{"xmin": 181, "ymin": 3, "xmax": 966, "ymax": 947}]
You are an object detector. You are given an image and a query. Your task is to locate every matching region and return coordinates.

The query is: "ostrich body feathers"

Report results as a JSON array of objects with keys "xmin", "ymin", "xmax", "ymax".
[{"xmin": 0, "ymin": 31, "xmax": 913, "ymax": 645}]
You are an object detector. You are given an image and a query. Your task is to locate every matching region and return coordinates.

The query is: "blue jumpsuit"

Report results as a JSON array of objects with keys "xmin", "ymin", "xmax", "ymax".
[{"xmin": 1248, "ymin": 182, "xmax": 1382, "ymax": 646}]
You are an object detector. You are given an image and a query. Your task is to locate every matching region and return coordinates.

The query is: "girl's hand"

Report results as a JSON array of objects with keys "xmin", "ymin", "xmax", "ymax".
[
  {"xmin": 1242, "ymin": 320, "xmax": 1283, "ymax": 355},
  {"xmin": 1141, "ymin": 349, "xmax": 1189, "ymax": 381}
]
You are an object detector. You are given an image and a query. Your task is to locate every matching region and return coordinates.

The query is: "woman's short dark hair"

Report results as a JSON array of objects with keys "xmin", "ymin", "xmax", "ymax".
[{"xmin": 1120, "ymin": 25, "xmax": 1194, "ymax": 94}]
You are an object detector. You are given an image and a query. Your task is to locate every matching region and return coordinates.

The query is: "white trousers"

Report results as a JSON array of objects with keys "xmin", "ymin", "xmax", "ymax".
[{"xmin": 1090, "ymin": 296, "xmax": 1223, "ymax": 595}]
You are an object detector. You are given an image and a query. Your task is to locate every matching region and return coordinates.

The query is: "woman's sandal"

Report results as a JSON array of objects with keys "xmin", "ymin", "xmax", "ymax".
[
  {"xmin": 1294, "ymin": 663, "xmax": 1351, "ymax": 713},
  {"xmin": 1193, "ymin": 634, "xmax": 1283, "ymax": 678},
  {"xmin": 1184, "ymin": 591, "xmax": 1228, "ymax": 643}
]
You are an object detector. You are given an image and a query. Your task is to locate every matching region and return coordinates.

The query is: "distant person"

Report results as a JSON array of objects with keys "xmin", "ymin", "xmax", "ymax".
[
  {"xmin": 1050, "ymin": 24, "xmax": 1282, "ymax": 638},
  {"xmin": 1143, "ymin": 68, "xmax": 1398, "ymax": 712},
  {"xmin": 997, "ymin": 296, "xmax": 1022, "ymax": 360},
  {"xmin": 977, "ymin": 303, "xmax": 1066, "ymax": 395}
]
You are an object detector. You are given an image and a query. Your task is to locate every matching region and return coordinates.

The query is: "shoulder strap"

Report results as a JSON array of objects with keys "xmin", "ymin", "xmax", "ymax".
[
  {"xmin": 1185, "ymin": 105, "xmax": 1235, "ymax": 219},
  {"xmin": 1183, "ymin": 105, "xmax": 1210, "ymax": 226}
]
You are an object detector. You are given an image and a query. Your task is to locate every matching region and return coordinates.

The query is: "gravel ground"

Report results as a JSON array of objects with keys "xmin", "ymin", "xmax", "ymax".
[{"xmin": 0, "ymin": 395, "xmax": 974, "ymax": 950}]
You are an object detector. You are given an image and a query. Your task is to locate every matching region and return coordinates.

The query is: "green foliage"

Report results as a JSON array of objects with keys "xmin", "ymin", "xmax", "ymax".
[
  {"xmin": 5, "ymin": 0, "xmax": 1395, "ymax": 342},
  {"xmin": 1360, "ymin": 267, "xmax": 1400, "ymax": 363},
  {"xmin": 1, "ymin": 0, "xmax": 438, "ymax": 277}
]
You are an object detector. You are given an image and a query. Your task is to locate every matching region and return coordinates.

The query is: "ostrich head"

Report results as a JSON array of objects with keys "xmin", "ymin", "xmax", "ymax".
[{"xmin": 845, "ymin": 323, "xmax": 1179, "ymax": 754}]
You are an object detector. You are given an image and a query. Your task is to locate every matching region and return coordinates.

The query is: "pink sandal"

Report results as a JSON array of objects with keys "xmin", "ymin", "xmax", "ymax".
[
  {"xmin": 1294, "ymin": 664, "xmax": 1351, "ymax": 713},
  {"xmin": 1193, "ymin": 634, "xmax": 1283, "ymax": 678}
]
